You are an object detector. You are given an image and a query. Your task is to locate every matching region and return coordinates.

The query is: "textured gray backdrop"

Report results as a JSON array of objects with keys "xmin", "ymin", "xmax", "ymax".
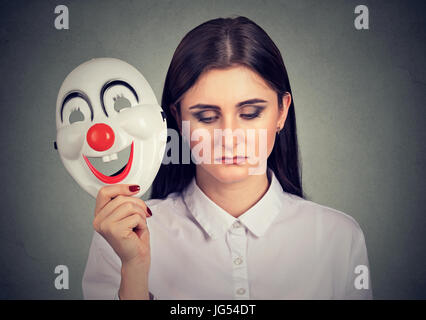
[{"xmin": 0, "ymin": 0, "xmax": 425, "ymax": 299}]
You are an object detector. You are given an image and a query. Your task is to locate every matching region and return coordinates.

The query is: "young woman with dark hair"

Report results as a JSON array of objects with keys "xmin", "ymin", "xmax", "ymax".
[{"xmin": 83, "ymin": 16, "xmax": 372, "ymax": 300}]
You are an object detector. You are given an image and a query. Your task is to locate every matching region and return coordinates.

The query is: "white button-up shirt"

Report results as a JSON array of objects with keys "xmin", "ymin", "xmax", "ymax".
[{"xmin": 82, "ymin": 167, "xmax": 373, "ymax": 299}]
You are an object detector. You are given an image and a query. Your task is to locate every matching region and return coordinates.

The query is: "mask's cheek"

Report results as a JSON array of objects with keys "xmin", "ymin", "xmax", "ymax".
[
  {"xmin": 56, "ymin": 122, "xmax": 89, "ymax": 160},
  {"xmin": 118, "ymin": 104, "xmax": 165, "ymax": 140}
]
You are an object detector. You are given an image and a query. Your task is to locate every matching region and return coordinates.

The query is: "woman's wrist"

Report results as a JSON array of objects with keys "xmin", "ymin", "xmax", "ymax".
[{"xmin": 119, "ymin": 260, "xmax": 150, "ymax": 300}]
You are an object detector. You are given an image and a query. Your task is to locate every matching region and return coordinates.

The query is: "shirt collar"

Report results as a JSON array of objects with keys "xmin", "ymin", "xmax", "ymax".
[{"xmin": 182, "ymin": 167, "xmax": 285, "ymax": 240}]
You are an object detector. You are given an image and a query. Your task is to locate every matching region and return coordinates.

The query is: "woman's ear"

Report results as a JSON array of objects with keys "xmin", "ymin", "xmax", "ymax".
[
  {"xmin": 277, "ymin": 92, "xmax": 291, "ymax": 130},
  {"xmin": 170, "ymin": 104, "xmax": 182, "ymax": 133}
]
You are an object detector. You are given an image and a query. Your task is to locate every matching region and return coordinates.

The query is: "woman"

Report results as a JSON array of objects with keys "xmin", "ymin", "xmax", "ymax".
[{"xmin": 82, "ymin": 16, "xmax": 372, "ymax": 300}]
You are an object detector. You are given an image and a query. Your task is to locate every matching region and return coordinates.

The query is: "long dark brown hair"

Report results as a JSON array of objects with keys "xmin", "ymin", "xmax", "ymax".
[{"xmin": 151, "ymin": 16, "xmax": 304, "ymax": 199}]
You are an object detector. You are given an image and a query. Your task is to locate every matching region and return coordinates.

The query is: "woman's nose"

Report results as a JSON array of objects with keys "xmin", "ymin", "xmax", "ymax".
[
  {"xmin": 86, "ymin": 123, "xmax": 115, "ymax": 151},
  {"xmin": 220, "ymin": 115, "xmax": 240, "ymax": 132},
  {"xmin": 217, "ymin": 120, "xmax": 245, "ymax": 147}
]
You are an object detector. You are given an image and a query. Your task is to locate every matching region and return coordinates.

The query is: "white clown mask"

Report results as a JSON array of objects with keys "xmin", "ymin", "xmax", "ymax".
[{"xmin": 55, "ymin": 58, "xmax": 167, "ymax": 198}]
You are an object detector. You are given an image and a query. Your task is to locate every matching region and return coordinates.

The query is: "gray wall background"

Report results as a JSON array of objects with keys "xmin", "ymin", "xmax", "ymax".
[{"xmin": 0, "ymin": 0, "xmax": 425, "ymax": 299}]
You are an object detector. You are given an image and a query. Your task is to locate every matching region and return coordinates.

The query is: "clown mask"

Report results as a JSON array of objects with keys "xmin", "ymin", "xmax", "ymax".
[{"xmin": 55, "ymin": 58, "xmax": 167, "ymax": 198}]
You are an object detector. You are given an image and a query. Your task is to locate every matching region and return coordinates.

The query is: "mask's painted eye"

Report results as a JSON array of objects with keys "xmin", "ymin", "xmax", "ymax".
[
  {"xmin": 113, "ymin": 94, "xmax": 132, "ymax": 113},
  {"xmin": 102, "ymin": 83, "xmax": 138, "ymax": 116},
  {"xmin": 62, "ymin": 96, "xmax": 91, "ymax": 125},
  {"xmin": 69, "ymin": 107, "xmax": 85, "ymax": 123}
]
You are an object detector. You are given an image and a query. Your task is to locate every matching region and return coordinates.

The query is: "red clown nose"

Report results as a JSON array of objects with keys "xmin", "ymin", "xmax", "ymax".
[{"xmin": 86, "ymin": 123, "xmax": 115, "ymax": 151}]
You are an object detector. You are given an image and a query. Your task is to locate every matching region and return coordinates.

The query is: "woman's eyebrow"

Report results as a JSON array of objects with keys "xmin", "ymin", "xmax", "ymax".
[
  {"xmin": 188, "ymin": 98, "xmax": 267, "ymax": 110},
  {"xmin": 237, "ymin": 98, "xmax": 268, "ymax": 107}
]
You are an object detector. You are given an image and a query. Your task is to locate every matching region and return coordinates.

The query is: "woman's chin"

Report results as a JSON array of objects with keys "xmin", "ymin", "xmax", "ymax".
[{"xmin": 208, "ymin": 164, "xmax": 250, "ymax": 183}]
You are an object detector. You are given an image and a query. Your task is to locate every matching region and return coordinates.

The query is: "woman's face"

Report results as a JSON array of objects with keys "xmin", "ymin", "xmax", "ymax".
[{"xmin": 172, "ymin": 65, "xmax": 291, "ymax": 183}]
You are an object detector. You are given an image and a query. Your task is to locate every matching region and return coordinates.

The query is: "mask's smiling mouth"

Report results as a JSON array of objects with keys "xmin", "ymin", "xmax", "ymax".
[{"xmin": 83, "ymin": 141, "xmax": 134, "ymax": 184}]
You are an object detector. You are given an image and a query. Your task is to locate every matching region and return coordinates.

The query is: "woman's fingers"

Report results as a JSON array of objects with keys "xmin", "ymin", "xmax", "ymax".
[
  {"xmin": 102, "ymin": 201, "xmax": 147, "ymax": 227},
  {"xmin": 95, "ymin": 184, "xmax": 140, "ymax": 215},
  {"xmin": 118, "ymin": 213, "xmax": 147, "ymax": 238},
  {"xmin": 95, "ymin": 195, "xmax": 150, "ymax": 226},
  {"xmin": 117, "ymin": 214, "xmax": 150, "ymax": 259}
]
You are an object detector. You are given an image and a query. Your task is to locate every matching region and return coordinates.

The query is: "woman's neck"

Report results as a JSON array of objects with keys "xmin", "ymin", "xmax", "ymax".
[{"xmin": 195, "ymin": 166, "xmax": 270, "ymax": 218}]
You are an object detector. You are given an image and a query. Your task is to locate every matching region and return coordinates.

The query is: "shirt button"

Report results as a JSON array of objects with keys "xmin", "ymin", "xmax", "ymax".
[
  {"xmin": 233, "ymin": 257, "xmax": 243, "ymax": 265},
  {"xmin": 236, "ymin": 288, "xmax": 246, "ymax": 295},
  {"xmin": 232, "ymin": 221, "xmax": 242, "ymax": 228}
]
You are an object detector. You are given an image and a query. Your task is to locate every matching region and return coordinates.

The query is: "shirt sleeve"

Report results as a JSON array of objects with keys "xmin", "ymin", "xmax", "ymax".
[
  {"xmin": 82, "ymin": 231, "xmax": 122, "ymax": 299},
  {"xmin": 343, "ymin": 223, "xmax": 373, "ymax": 299}
]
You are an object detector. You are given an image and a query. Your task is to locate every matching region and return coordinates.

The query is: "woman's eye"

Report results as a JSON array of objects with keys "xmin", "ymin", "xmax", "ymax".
[
  {"xmin": 194, "ymin": 111, "xmax": 219, "ymax": 123},
  {"xmin": 193, "ymin": 107, "xmax": 263, "ymax": 123},
  {"xmin": 199, "ymin": 116, "xmax": 218, "ymax": 123},
  {"xmin": 240, "ymin": 112, "xmax": 260, "ymax": 119},
  {"xmin": 240, "ymin": 106, "xmax": 263, "ymax": 120}
]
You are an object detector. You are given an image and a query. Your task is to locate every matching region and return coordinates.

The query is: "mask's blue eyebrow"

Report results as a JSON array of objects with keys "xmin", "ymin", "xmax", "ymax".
[{"xmin": 188, "ymin": 98, "xmax": 267, "ymax": 111}]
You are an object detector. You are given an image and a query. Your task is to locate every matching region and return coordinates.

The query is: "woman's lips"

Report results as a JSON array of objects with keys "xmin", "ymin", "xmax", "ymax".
[{"xmin": 218, "ymin": 156, "xmax": 248, "ymax": 164}]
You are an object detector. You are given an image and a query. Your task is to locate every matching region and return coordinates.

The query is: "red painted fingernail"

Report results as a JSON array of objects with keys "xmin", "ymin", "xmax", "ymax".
[
  {"xmin": 147, "ymin": 207, "xmax": 152, "ymax": 217},
  {"xmin": 129, "ymin": 185, "xmax": 140, "ymax": 192}
]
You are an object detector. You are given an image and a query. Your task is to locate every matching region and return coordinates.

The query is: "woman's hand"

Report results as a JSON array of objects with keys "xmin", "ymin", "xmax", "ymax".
[
  {"xmin": 93, "ymin": 184, "xmax": 152, "ymax": 274},
  {"xmin": 93, "ymin": 184, "xmax": 152, "ymax": 299}
]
